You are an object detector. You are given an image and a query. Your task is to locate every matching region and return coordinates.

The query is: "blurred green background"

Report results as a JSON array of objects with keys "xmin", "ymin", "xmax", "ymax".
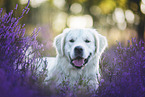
[{"xmin": 0, "ymin": 0, "xmax": 145, "ymax": 56}]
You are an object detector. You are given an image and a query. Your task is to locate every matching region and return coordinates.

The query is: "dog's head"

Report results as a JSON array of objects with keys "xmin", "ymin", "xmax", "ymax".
[{"xmin": 54, "ymin": 28, "xmax": 107, "ymax": 69}]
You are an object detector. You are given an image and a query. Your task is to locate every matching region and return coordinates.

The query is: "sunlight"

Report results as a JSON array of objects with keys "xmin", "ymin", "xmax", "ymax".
[
  {"xmin": 142, "ymin": 0, "xmax": 145, "ymax": 4},
  {"xmin": 53, "ymin": 12, "xmax": 67, "ymax": 32},
  {"xmin": 20, "ymin": 0, "xmax": 47, "ymax": 8},
  {"xmin": 125, "ymin": 10, "xmax": 135, "ymax": 24},
  {"xmin": 67, "ymin": 15, "xmax": 93, "ymax": 28},
  {"xmin": 141, "ymin": 2, "xmax": 145, "ymax": 14},
  {"xmin": 53, "ymin": 0, "xmax": 65, "ymax": 9},
  {"xmin": 70, "ymin": 3, "xmax": 82, "ymax": 14},
  {"xmin": 90, "ymin": 6, "xmax": 101, "ymax": 16},
  {"xmin": 20, "ymin": 0, "xmax": 28, "ymax": 4},
  {"xmin": 113, "ymin": 8, "xmax": 125, "ymax": 24},
  {"xmin": 30, "ymin": 0, "xmax": 47, "ymax": 8},
  {"xmin": 113, "ymin": 8, "xmax": 127, "ymax": 30},
  {"xmin": 117, "ymin": 22, "xmax": 127, "ymax": 30}
]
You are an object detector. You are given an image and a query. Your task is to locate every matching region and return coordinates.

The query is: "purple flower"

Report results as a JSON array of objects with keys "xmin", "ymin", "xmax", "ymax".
[
  {"xmin": 0, "ymin": 0, "xmax": 49, "ymax": 97},
  {"xmin": 15, "ymin": 4, "xmax": 18, "ymax": 10}
]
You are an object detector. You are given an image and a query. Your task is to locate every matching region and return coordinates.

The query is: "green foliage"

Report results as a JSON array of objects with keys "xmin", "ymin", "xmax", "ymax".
[{"xmin": 99, "ymin": 0, "xmax": 116, "ymax": 14}]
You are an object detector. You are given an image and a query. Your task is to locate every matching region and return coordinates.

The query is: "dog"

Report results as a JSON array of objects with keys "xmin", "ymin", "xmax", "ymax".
[{"xmin": 36, "ymin": 28, "xmax": 107, "ymax": 91}]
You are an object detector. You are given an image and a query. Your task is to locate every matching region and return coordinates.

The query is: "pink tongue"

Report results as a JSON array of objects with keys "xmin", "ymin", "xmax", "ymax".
[{"xmin": 72, "ymin": 59, "xmax": 84, "ymax": 67}]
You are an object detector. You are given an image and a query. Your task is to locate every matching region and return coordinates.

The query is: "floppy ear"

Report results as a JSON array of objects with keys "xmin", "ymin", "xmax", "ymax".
[
  {"xmin": 53, "ymin": 28, "xmax": 70, "ymax": 56},
  {"xmin": 91, "ymin": 29, "xmax": 108, "ymax": 56},
  {"xmin": 97, "ymin": 33, "xmax": 108, "ymax": 55}
]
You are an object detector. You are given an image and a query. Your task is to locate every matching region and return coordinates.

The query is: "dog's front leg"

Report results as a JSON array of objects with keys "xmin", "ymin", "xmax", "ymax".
[{"xmin": 88, "ymin": 77, "xmax": 99, "ymax": 91}]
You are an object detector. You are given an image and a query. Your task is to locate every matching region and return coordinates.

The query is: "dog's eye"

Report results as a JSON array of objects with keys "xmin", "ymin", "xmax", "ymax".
[
  {"xmin": 69, "ymin": 39, "xmax": 75, "ymax": 43},
  {"xmin": 85, "ymin": 39, "xmax": 90, "ymax": 43}
]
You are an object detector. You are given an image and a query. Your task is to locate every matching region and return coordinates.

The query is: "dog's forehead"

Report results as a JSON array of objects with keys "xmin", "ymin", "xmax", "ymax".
[{"xmin": 66, "ymin": 29, "xmax": 94, "ymax": 39}]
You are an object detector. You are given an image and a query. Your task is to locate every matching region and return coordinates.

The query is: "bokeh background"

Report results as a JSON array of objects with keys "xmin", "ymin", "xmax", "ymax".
[{"xmin": 0, "ymin": 0, "xmax": 145, "ymax": 56}]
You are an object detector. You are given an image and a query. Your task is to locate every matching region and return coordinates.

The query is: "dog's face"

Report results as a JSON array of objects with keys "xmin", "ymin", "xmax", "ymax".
[
  {"xmin": 54, "ymin": 28, "xmax": 107, "ymax": 69},
  {"xmin": 64, "ymin": 29, "xmax": 95, "ymax": 69}
]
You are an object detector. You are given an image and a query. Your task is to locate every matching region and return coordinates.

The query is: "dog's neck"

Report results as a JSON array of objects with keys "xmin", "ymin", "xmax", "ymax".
[{"xmin": 54, "ymin": 55, "xmax": 100, "ymax": 83}]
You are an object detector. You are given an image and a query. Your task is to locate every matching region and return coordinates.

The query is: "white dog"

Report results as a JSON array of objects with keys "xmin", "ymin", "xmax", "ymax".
[{"xmin": 36, "ymin": 28, "xmax": 107, "ymax": 90}]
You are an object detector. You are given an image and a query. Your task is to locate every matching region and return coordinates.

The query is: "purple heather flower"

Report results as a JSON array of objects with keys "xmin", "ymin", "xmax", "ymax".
[{"xmin": 15, "ymin": 4, "xmax": 18, "ymax": 10}]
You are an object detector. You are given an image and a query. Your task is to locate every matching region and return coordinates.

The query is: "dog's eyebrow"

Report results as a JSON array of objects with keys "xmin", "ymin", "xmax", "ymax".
[{"xmin": 83, "ymin": 34, "xmax": 94, "ymax": 40}]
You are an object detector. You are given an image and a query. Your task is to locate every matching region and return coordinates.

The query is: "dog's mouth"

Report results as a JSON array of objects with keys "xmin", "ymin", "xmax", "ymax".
[{"xmin": 69, "ymin": 53, "xmax": 92, "ymax": 69}]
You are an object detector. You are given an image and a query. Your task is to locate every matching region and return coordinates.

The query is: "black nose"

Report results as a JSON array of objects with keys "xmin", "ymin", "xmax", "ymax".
[{"xmin": 74, "ymin": 46, "xmax": 83, "ymax": 57}]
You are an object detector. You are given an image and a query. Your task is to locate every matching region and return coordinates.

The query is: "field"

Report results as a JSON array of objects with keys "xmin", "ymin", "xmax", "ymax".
[{"xmin": 0, "ymin": 1, "xmax": 145, "ymax": 97}]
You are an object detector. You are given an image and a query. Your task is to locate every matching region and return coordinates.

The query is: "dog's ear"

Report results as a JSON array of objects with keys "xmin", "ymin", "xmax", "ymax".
[
  {"xmin": 97, "ymin": 33, "xmax": 108, "ymax": 55},
  {"xmin": 91, "ymin": 29, "xmax": 108, "ymax": 56},
  {"xmin": 53, "ymin": 28, "xmax": 70, "ymax": 56}
]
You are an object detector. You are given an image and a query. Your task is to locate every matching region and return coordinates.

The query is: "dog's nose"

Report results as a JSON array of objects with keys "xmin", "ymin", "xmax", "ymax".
[{"xmin": 74, "ymin": 46, "xmax": 83, "ymax": 57}]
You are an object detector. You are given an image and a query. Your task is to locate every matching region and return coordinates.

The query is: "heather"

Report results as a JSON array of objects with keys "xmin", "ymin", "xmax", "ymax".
[
  {"xmin": 98, "ymin": 39, "xmax": 145, "ymax": 97},
  {"xmin": 0, "ymin": 1, "xmax": 145, "ymax": 97},
  {"xmin": 0, "ymin": 1, "xmax": 46, "ymax": 97}
]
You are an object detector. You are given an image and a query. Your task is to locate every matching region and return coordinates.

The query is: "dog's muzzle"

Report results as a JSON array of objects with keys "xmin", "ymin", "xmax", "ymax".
[{"xmin": 69, "ymin": 53, "xmax": 92, "ymax": 69}]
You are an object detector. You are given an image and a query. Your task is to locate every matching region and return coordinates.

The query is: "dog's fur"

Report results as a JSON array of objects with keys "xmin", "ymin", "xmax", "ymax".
[{"xmin": 36, "ymin": 28, "xmax": 107, "ymax": 90}]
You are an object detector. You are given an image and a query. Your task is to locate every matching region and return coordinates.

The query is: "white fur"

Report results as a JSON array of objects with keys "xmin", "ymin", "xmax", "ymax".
[{"xmin": 36, "ymin": 28, "xmax": 107, "ymax": 90}]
